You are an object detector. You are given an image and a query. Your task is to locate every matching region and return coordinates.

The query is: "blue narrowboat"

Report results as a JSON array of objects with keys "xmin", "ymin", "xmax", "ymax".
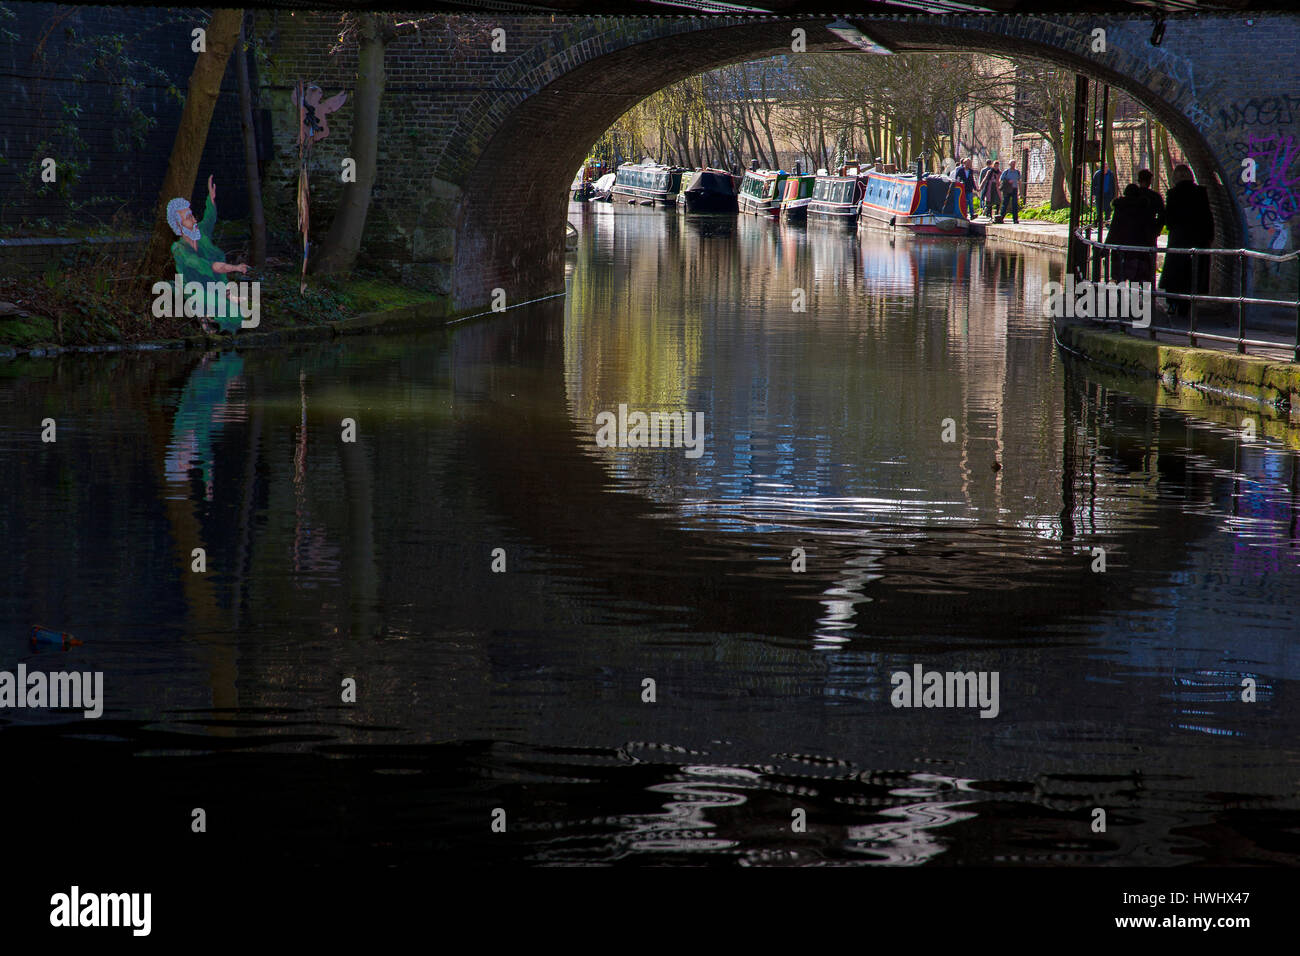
[{"xmin": 859, "ymin": 161, "xmax": 971, "ymax": 236}]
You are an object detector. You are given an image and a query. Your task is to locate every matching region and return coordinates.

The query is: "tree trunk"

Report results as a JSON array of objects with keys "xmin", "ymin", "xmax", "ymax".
[
  {"xmin": 138, "ymin": 8, "xmax": 243, "ymax": 285},
  {"xmin": 1103, "ymin": 94, "xmax": 1116, "ymax": 177},
  {"xmin": 313, "ymin": 13, "xmax": 384, "ymax": 276},
  {"xmin": 1144, "ymin": 118, "xmax": 1157, "ymax": 192},
  {"xmin": 1156, "ymin": 122, "xmax": 1175, "ymax": 189},
  {"xmin": 1050, "ymin": 141, "xmax": 1068, "ymax": 208},
  {"xmin": 234, "ymin": 19, "xmax": 265, "ymax": 267}
]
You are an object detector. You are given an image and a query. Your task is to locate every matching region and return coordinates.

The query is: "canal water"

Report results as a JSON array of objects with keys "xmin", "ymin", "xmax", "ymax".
[{"xmin": 1, "ymin": 203, "xmax": 1298, "ymax": 868}]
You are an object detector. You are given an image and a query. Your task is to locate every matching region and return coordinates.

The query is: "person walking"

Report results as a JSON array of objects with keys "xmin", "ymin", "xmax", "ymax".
[
  {"xmin": 1159, "ymin": 164, "xmax": 1215, "ymax": 317},
  {"xmin": 978, "ymin": 161, "xmax": 1000, "ymax": 220},
  {"xmin": 1134, "ymin": 168, "xmax": 1165, "ymax": 284},
  {"xmin": 1092, "ymin": 164, "xmax": 1116, "ymax": 224},
  {"xmin": 954, "ymin": 158, "xmax": 977, "ymax": 219},
  {"xmin": 1106, "ymin": 184, "xmax": 1159, "ymax": 284},
  {"xmin": 998, "ymin": 160, "xmax": 1021, "ymax": 224}
]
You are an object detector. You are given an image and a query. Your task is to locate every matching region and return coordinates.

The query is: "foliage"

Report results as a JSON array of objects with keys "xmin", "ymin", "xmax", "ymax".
[
  {"xmin": 20, "ymin": 10, "xmax": 185, "ymax": 216},
  {"xmin": 598, "ymin": 52, "xmax": 983, "ymax": 173},
  {"xmin": 1020, "ymin": 202, "xmax": 1083, "ymax": 224}
]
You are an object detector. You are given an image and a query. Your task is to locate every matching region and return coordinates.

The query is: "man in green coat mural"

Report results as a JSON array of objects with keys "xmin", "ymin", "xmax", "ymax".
[{"xmin": 165, "ymin": 175, "xmax": 250, "ymax": 333}]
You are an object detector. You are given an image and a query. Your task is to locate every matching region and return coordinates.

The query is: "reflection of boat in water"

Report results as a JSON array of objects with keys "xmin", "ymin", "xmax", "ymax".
[
  {"xmin": 808, "ymin": 163, "xmax": 867, "ymax": 229},
  {"xmin": 859, "ymin": 160, "xmax": 970, "ymax": 236},
  {"xmin": 779, "ymin": 174, "xmax": 816, "ymax": 223},
  {"xmin": 676, "ymin": 168, "xmax": 739, "ymax": 213},
  {"xmin": 737, "ymin": 168, "xmax": 789, "ymax": 218},
  {"xmin": 612, "ymin": 161, "xmax": 687, "ymax": 206},
  {"xmin": 681, "ymin": 215, "xmax": 735, "ymax": 239}
]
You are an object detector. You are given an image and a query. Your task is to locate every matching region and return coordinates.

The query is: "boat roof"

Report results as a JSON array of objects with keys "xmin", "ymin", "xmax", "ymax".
[{"xmin": 618, "ymin": 161, "xmax": 676, "ymax": 171}]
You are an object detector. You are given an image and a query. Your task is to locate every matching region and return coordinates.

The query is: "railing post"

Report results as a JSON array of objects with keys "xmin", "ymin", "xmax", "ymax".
[
  {"xmin": 1237, "ymin": 251, "xmax": 1246, "ymax": 354},
  {"xmin": 1294, "ymin": 252, "xmax": 1300, "ymax": 362},
  {"xmin": 1189, "ymin": 252, "xmax": 1199, "ymax": 349}
]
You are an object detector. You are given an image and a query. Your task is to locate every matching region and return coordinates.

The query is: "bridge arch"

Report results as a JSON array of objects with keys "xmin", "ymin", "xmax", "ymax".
[{"xmin": 263, "ymin": 12, "xmax": 1300, "ymax": 312}]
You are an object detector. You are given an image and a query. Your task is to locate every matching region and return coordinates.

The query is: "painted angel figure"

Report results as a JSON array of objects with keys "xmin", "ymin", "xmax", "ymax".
[{"xmin": 292, "ymin": 83, "xmax": 347, "ymax": 145}]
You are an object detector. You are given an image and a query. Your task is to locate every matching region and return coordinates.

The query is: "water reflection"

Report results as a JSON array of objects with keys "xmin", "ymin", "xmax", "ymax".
[{"xmin": 0, "ymin": 205, "xmax": 1297, "ymax": 867}]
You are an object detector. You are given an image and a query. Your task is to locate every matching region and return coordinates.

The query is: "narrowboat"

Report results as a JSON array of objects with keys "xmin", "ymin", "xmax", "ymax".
[
  {"xmin": 676, "ymin": 168, "xmax": 740, "ymax": 213},
  {"xmin": 807, "ymin": 163, "xmax": 867, "ymax": 228},
  {"xmin": 778, "ymin": 174, "xmax": 817, "ymax": 223},
  {"xmin": 737, "ymin": 168, "xmax": 790, "ymax": 217},
  {"xmin": 859, "ymin": 160, "xmax": 971, "ymax": 236},
  {"xmin": 611, "ymin": 161, "xmax": 687, "ymax": 206}
]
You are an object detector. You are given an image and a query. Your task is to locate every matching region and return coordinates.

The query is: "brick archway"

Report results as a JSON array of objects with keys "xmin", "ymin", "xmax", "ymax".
[{"xmin": 266, "ymin": 12, "xmax": 1300, "ymax": 312}]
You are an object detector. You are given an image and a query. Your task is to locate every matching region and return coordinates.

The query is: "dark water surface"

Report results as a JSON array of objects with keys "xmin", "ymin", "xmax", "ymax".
[{"xmin": 2, "ymin": 204, "xmax": 1299, "ymax": 868}]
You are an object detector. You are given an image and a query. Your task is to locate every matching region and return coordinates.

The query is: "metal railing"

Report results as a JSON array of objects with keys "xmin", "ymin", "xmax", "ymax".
[{"xmin": 1071, "ymin": 229, "xmax": 1300, "ymax": 361}]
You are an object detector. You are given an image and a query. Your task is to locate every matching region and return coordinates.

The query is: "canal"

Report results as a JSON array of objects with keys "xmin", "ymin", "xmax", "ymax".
[{"xmin": 1, "ymin": 204, "xmax": 1298, "ymax": 868}]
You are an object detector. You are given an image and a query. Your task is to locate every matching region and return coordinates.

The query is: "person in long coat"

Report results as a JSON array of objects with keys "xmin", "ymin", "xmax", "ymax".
[
  {"xmin": 1135, "ymin": 168, "xmax": 1165, "ymax": 284},
  {"xmin": 1158, "ymin": 165, "xmax": 1215, "ymax": 317},
  {"xmin": 1107, "ymin": 184, "xmax": 1159, "ymax": 284},
  {"xmin": 979, "ymin": 161, "xmax": 1001, "ymax": 219}
]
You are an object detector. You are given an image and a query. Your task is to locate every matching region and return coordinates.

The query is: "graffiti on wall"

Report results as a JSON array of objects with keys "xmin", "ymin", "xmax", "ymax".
[
  {"xmin": 1027, "ymin": 145, "xmax": 1048, "ymax": 184},
  {"xmin": 1219, "ymin": 94, "xmax": 1300, "ymax": 131},
  {"xmin": 1227, "ymin": 133, "xmax": 1300, "ymax": 250}
]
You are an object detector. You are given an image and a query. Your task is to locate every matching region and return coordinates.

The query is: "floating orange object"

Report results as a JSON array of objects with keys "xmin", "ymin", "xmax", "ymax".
[{"xmin": 30, "ymin": 625, "xmax": 82, "ymax": 649}]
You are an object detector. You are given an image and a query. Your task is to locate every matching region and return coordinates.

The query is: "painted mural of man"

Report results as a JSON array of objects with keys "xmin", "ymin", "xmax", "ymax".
[{"xmin": 165, "ymin": 175, "xmax": 249, "ymax": 333}]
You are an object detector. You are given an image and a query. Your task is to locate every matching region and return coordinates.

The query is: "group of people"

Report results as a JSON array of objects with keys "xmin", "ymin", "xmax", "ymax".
[
  {"xmin": 952, "ymin": 158, "xmax": 1024, "ymax": 223},
  {"xmin": 952, "ymin": 156, "xmax": 1216, "ymax": 318},
  {"xmin": 1104, "ymin": 164, "xmax": 1215, "ymax": 317}
]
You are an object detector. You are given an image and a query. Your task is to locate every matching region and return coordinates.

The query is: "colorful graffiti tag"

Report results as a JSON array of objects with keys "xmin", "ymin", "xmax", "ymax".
[{"xmin": 1236, "ymin": 133, "xmax": 1300, "ymax": 229}]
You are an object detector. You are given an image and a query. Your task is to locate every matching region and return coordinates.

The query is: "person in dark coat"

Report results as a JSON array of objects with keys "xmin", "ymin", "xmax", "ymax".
[
  {"xmin": 1134, "ymin": 169, "xmax": 1165, "ymax": 284},
  {"xmin": 1158, "ymin": 165, "xmax": 1215, "ymax": 317},
  {"xmin": 1107, "ymin": 184, "xmax": 1159, "ymax": 284},
  {"xmin": 997, "ymin": 160, "xmax": 1021, "ymax": 224},
  {"xmin": 979, "ymin": 161, "xmax": 1000, "ymax": 219},
  {"xmin": 954, "ymin": 158, "xmax": 976, "ymax": 218},
  {"xmin": 1091, "ymin": 165, "xmax": 1116, "ymax": 223}
]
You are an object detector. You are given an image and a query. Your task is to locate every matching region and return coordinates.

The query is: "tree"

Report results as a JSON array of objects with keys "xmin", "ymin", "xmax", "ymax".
[
  {"xmin": 234, "ymin": 18, "xmax": 265, "ymax": 267},
  {"xmin": 138, "ymin": 9, "xmax": 243, "ymax": 285},
  {"xmin": 310, "ymin": 13, "xmax": 385, "ymax": 276},
  {"xmin": 312, "ymin": 14, "xmax": 489, "ymax": 276}
]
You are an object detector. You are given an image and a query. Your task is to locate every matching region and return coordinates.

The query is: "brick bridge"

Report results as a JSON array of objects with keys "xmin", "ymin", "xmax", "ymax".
[{"xmin": 259, "ymin": 12, "xmax": 1300, "ymax": 314}]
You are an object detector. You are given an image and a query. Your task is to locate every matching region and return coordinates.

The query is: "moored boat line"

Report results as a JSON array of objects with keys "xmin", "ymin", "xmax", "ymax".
[{"xmin": 574, "ymin": 158, "xmax": 973, "ymax": 237}]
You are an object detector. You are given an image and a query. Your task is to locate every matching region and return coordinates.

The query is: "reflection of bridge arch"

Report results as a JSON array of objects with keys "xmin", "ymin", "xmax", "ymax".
[{"xmin": 453, "ymin": 293, "xmax": 1241, "ymax": 651}]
